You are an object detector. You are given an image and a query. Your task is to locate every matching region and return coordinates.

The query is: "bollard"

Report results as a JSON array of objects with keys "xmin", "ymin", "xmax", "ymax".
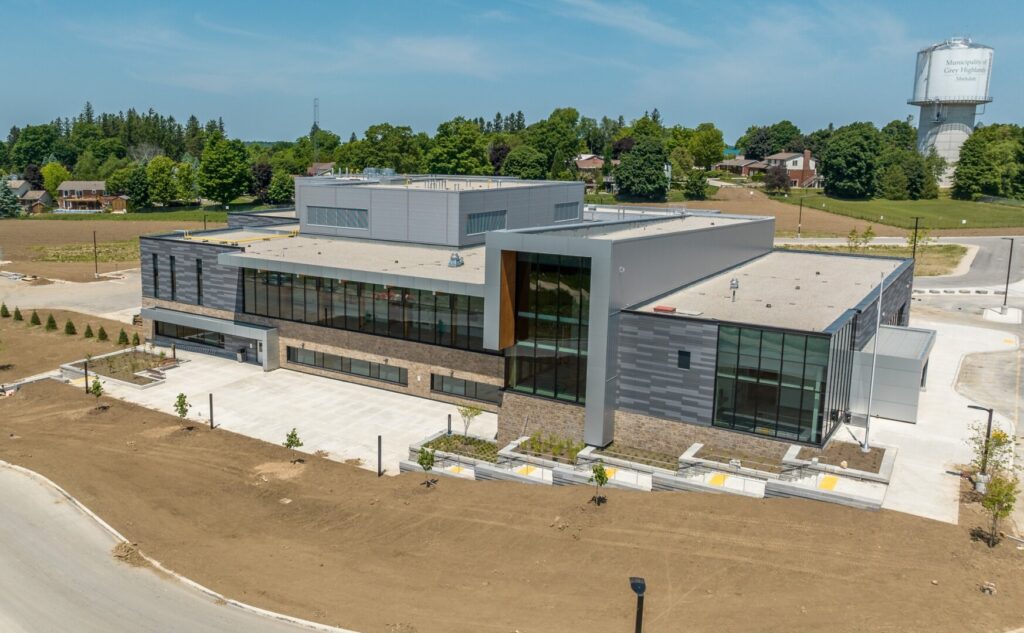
[
  {"xmin": 209, "ymin": 393, "xmax": 214, "ymax": 430},
  {"xmin": 84, "ymin": 361, "xmax": 89, "ymax": 394},
  {"xmin": 447, "ymin": 413, "xmax": 451, "ymax": 436},
  {"xmin": 377, "ymin": 435, "xmax": 382, "ymax": 477},
  {"xmin": 172, "ymin": 343, "xmax": 177, "ymax": 361}
]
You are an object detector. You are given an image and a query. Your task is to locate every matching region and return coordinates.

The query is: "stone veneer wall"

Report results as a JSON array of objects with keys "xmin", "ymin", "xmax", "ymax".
[
  {"xmin": 497, "ymin": 391, "xmax": 586, "ymax": 445},
  {"xmin": 614, "ymin": 409, "xmax": 788, "ymax": 461},
  {"xmin": 142, "ymin": 297, "xmax": 503, "ymax": 412}
]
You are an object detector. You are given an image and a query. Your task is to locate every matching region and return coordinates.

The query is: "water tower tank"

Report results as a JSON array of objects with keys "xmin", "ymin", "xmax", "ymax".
[{"xmin": 909, "ymin": 38, "xmax": 994, "ymax": 184}]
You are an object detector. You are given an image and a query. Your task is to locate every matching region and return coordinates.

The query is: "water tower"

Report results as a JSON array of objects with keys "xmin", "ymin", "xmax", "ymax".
[{"xmin": 909, "ymin": 37, "xmax": 993, "ymax": 184}]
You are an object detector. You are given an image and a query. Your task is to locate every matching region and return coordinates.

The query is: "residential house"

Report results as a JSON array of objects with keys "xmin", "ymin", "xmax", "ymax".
[
  {"xmin": 713, "ymin": 158, "xmax": 765, "ymax": 177},
  {"xmin": 5, "ymin": 179, "xmax": 30, "ymax": 199},
  {"xmin": 764, "ymin": 150, "xmax": 819, "ymax": 187},
  {"xmin": 19, "ymin": 189, "xmax": 54, "ymax": 214},
  {"xmin": 306, "ymin": 162, "xmax": 336, "ymax": 177},
  {"xmin": 56, "ymin": 180, "xmax": 118, "ymax": 212},
  {"xmin": 574, "ymin": 154, "xmax": 618, "ymax": 192}
]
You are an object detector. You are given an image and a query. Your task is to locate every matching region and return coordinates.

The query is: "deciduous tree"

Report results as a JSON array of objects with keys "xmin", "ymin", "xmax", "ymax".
[
  {"xmin": 146, "ymin": 156, "xmax": 177, "ymax": 206},
  {"xmin": 40, "ymin": 162, "xmax": 71, "ymax": 199},
  {"xmin": 821, "ymin": 122, "xmax": 881, "ymax": 198},
  {"xmin": 501, "ymin": 145, "xmax": 548, "ymax": 180},
  {"xmin": 616, "ymin": 137, "xmax": 668, "ymax": 200},
  {"xmin": 199, "ymin": 136, "xmax": 251, "ymax": 205}
]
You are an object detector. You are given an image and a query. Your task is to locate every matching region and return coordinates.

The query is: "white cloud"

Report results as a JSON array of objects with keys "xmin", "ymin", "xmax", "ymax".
[{"xmin": 550, "ymin": 0, "xmax": 703, "ymax": 48}]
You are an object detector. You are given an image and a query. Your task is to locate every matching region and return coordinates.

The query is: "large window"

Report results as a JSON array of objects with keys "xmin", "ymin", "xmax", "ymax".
[
  {"xmin": 286, "ymin": 346, "xmax": 406, "ymax": 385},
  {"xmin": 307, "ymin": 206, "xmax": 369, "ymax": 229},
  {"xmin": 505, "ymin": 253, "xmax": 590, "ymax": 404},
  {"xmin": 713, "ymin": 325, "xmax": 831, "ymax": 444},
  {"xmin": 152, "ymin": 253, "xmax": 159, "ymax": 299},
  {"xmin": 431, "ymin": 374, "xmax": 502, "ymax": 404},
  {"xmin": 466, "ymin": 210, "xmax": 507, "ymax": 235},
  {"xmin": 155, "ymin": 321, "xmax": 225, "ymax": 348},
  {"xmin": 195, "ymin": 259, "xmax": 204, "ymax": 306},
  {"xmin": 244, "ymin": 269, "xmax": 485, "ymax": 352}
]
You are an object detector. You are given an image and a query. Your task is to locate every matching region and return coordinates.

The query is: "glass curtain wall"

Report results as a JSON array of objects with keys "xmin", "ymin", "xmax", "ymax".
[
  {"xmin": 243, "ymin": 269, "xmax": 485, "ymax": 352},
  {"xmin": 713, "ymin": 325, "xmax": 832, "ymax": 444},
  {"xmin": 505, "ymin": 253, "xmax": 590, "ymax": 404}
]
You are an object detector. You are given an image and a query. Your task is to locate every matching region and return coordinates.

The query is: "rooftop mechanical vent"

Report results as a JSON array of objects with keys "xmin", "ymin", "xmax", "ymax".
[{"xmin": 448, "ymin": 252, "xmax": 464, "ymax": 268}]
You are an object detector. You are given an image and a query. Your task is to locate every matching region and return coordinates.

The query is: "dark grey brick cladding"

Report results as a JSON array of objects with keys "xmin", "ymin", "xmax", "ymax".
[
  {"xmin": 616, "ymin": 312, "xmax": 718, "ymax": 426},
  {"xmin": 140, "ymin": 237, "xmax": 244, "ymax": 313},
  {"xmin": 852, "ymin": 262, "xmax": 914, "ymax": 350}
]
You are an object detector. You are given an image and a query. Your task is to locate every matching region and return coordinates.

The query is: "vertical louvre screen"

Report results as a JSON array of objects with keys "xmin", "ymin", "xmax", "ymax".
[
  {"xmin": 466, "ymin": 210, "xmax": 507, "ymax": 235},
  {"xmin": 307, "ymin": 206, "xmax": 369, "ymax": 229}
]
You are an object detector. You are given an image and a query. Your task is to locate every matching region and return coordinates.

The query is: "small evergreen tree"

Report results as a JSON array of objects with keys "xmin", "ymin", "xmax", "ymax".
[
  {"xmin": 30, "ymin": 310, "xmax": 41, "ymax": 326},
  {"xmin": 589, "ymin": 462, "xmax": 609, "ymax": 506},
  {"xmin": 89, "ymin": 378, "xmax": 103, "ymax": 398},
  {"xmin": 97, "ymin": 326, "xmax": 108, "ymax": 341},
  {"xmin": 283, "ymin": 427, "xmax": 304, "ymax": 449},
  {"xmin": 0, "ymin": 303, "xmax": 9, "ymax": 318},
  {"xmin": 45, "ymin": 313, "xmax": 57, "ymax": 331},
  {"xmin": 117, "ymin": 328, "xmax": 129, "ymax": 345},
  {"xmin": 417, "ymin": 447, "xmax": 436, "ymax": 487},
  {"xmin": 84, "ymin": 324, "xmax": 94, "ymax": 338},
  {"xmin": 13, "ymin": 307, "xmax": 23, "ymax": 321},
  {"xmin": 131, "ymin": 332, "xmax": 141, "ymax": 346},
  {"xmin": 64, "ymin": 319, "xmax": 76, "ymax": 335}
]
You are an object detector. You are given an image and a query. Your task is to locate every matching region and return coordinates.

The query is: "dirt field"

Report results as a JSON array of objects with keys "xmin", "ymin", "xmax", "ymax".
[
  {"xmin": 0, "ymin": 380, "xmax": 1020, "ymax": 633},
  {"xmin": 0, "ymin": 219, "xmax": 222, "ymax": 282},
  {"xmin": 0, "ymin": 309, "xmax": 143, "ymax": 383},
  {"xmin": 647, "ymin": 188, "xmax": 1024, "ymax": 237}
]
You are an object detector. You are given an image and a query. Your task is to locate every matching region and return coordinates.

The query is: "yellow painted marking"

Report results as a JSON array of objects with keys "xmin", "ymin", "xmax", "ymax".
[
  {"xmin": 515, "ymin": 465, "xmax": 536, "ymax": 476},
  {"xmin": 448, "ymin": 465, "xmax": 464, "ymax": 474},
  {"xmin": 605, "ymin": 467, "xmax": 618, "ymax": 478},
  {"xmin": 818, "ymin": 475, "xmax": 839, "ymax": 491},
  {"xmin": 1004, "ymin": 338, "xmax": 1015, "ymax": 345},
  {"xmin": 708, "ymin": 472, "xmax": 727, "ymax": 487}
]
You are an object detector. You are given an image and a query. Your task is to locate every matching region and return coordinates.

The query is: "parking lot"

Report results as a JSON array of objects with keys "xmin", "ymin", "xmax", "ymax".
[{"xmin": 96, "ymin": 349, "xmax": 497, "ymax": 475}]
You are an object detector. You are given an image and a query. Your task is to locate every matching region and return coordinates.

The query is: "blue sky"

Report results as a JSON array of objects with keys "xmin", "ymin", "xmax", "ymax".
[{"xmin": 5, "ymin": 0, "xmax": 1022, "ymax": 144}]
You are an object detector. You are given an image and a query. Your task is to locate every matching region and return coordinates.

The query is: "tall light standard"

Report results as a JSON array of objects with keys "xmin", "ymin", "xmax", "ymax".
[
  {"xmin": 910, "ymin": 216, "xmax": 923, "ymax": 261},
  {"xmin": 629, "ymin": 577, "xmax": 646, "ymax": 633},
  {"xmin": 1002, "ymin": 238, "xmax": 1014, "ymax": 311},
  {"xmin": 968, "ymin": 404, "xmax": 994, "ymax": 493},
  {"xmin": 862, "ymin": 271, "xmax": 885, "ymax": 453}
]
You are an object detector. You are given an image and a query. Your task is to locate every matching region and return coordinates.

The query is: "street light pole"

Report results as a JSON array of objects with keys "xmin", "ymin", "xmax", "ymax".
[
  {"xmin": 93, "ymin": 230, "xmax": 98, "ymax": 278},
  {"xmin": 968, "ymin": 404, "xmax": 994, "ymax": 493},
  {"xmin": 629, "ymin": 577, "xmax": 646, "ymax": 633},
  {"xmin": 797, "ymin": 197, "xmax": 804, "ymax": 239},
  {"xmin": 1003, "ymin": 238, "xmax": 1014, "ymax": 309}
]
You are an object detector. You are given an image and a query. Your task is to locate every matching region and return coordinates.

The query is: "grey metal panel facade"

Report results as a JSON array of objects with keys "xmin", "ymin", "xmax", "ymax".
[
  {"xmin": 484, "ymin": 215, "xmax": 773, "ymax": 447},
  {"xmin": 141, "ymin": 306, "xmax": 279, "ymax": 371},
  {"xmin": 616, "ymin": 312, "xmax": 718, "ymax": 425},
  {"xmin": 849, "ymin": 349, "xmax": 926, "ymax": 423},
  {"xmin": 852, "ymin": 261, "xmax": 914, "ymax": 350},
  {"xmin": 227, "ymin": 211, "xmax": 296, "ymax": 229},
  {"xmin": 140, "ymin": 237, "xmax": 244, "ymax": 313}
]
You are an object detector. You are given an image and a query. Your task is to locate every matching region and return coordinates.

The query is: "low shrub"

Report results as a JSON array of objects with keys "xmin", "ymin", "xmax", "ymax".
[
  {"xmin": 131, "ymin": 332, "xmax": 141, "ymax": 346},
  {"xmin": 45, "ymin": 314, "xmax": 58, "ymax": 331},
  {"xmin": 83, "ymin": 324, "xmax": 94, "ymax": 338}
]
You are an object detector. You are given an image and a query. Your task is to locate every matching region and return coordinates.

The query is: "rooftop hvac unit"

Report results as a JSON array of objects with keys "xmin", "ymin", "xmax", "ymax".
[{"xmin": 448, "ymin": 252, "xmax": 464, "ymax": 268}]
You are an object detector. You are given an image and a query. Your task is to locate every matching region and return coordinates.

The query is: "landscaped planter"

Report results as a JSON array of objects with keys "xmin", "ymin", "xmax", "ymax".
[{"xmin": 62, "ymin": 348, "xmax": 182, "ymax": 390}]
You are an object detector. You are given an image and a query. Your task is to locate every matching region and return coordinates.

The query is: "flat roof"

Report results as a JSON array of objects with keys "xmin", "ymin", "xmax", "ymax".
[
  {"xmin": 302, "ymin": 174, "xmax": 569, "ymax": 192},
  {"xmin": 633, "ymin": 250, "xmax": 907, "ymax": 332},
  {"xmin": 228, "ymin": 233, "xmax": 486, "ymax": 284},
  {"xmin": 156, "ymin": 225, "xmax": 300, "ymax": 246},
  {"xmin": 524, "ymin": 214, "xmax": 760, "ymax": 241},
  {"xmin": 864, "ymin": 325, "xmax": 935, "ymax": 360}
]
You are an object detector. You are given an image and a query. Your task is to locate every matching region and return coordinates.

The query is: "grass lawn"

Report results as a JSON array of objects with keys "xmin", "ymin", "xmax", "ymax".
[
  {"xmin": 33, "ymin": 239, "xmax": 139, "ymax": 263},
  {"xmin": 779, "ymin": 243, "xmax": 967, "ymax": 276},
  {"xmin": 22, "ymin": 210, "xmax": 229, "ymax": 222},
  {"xmin": 772, "ymin": 191, "xmax": 1024, "ymax": 229}
]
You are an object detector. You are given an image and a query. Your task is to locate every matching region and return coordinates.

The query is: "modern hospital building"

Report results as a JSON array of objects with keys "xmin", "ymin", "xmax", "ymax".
[{"xmin": 139, "ymin": 174, "xmax": 934, "ymax": 458}]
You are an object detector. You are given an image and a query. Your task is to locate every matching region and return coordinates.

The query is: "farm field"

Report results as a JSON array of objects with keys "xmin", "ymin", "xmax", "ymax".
[
  {"xmin": 0, "ymin": 380, "xmax": 1020, "ymax": 633},
  {"xmin": 0, "ymin": 218, "xmax": 223, "ymax": 281}
]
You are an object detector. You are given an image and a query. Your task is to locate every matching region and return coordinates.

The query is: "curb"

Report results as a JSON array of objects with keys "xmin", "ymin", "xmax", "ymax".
[{"xmin": 0, "ymin": 460, "xmax": 357, "ymax": 633}]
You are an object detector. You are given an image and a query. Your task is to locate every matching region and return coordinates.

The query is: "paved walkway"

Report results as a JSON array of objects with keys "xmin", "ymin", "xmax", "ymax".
[
  {"xmin": 847, "ymin": 318, "xmax": 1019, "ymax": 524},
  {"xmin": 98, "ymin": 350, "xmax": 497, "ymax": 476}
]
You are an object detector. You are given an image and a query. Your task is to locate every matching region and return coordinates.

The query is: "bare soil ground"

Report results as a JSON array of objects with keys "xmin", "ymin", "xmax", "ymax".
[
  {"xmin": 1, "ymin": 380, "xmax": 1021, "ymax": 633},
  {"xmin": 0, "ymin": 219, "xmax": 222, "ymax": 281},
  {"xmin": 650, "ymin": 188, "xmax": 1024, "ymax": 237},
  {"xmin": 798, "ymin": 442, "xmax": 884, "ymax": 473},
  {"xmin": 0, "ymin": 309, "xmax": 142, "ymax": 383}
]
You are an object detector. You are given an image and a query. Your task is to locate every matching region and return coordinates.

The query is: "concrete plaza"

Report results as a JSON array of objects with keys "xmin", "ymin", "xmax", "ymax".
[{"xmin": 98, "ymin": 349, "xmax": 497, "ymax": 476}]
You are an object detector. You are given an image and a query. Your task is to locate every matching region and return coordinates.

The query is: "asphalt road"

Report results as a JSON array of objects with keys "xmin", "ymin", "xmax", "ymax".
[
  {"xmin": 0, "ymin": 466, "xmax": 333, "ymax": 633},
  {"xmin": 777, "ymin": 235, "xmax": 1021, "ymax": 289}
]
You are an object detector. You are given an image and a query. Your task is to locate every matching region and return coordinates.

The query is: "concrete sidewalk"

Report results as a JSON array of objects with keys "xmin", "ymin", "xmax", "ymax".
[
  {"xmin": 98, "ymin": 349, "xmax": 497, "ymax": 476},
  {"xmin": 852, "ymin": 318, "xmax": 1019, "ymax": 524}
]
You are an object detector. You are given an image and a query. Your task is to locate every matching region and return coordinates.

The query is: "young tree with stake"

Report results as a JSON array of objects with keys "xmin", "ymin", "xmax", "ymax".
[
  {"xmin": 417, "ymin": 447, "xmax": 436, "ymax": 488},
  {"xmin": 590, "ymin": 462, "xmax": 609, "ymax": 506},
  {"xmin": 981, "ymin": 475, "xmax": 1018, "ymax": 548}
]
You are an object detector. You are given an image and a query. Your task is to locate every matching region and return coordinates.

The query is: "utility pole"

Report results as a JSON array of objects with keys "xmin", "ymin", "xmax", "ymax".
[
  {"xmin": 797, "ymin": 197, "xmax": 804, "ymax": 239},
  {"xmin": 93, "ymin": 230, "xmax": 99, "ymax": 277},
  {"xmin": 862, "ymin": 271, "xmax": 884, "ymax": 453},
  {"xmin": 911, "ymin": 216, "xmax": 922, "ymax": 261}
]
